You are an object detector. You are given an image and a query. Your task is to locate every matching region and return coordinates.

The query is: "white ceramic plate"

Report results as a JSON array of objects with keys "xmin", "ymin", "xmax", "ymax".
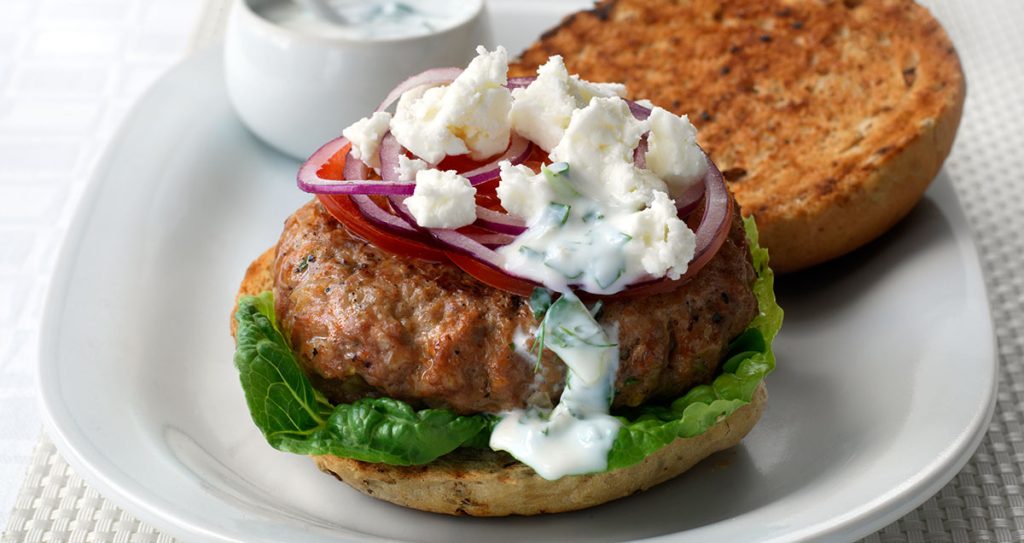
[{"xmin": 39, "ymin": 4, "xmax": 996, "ymax": 542}]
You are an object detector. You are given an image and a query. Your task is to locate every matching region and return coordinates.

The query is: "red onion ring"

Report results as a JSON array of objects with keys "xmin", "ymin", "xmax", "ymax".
[
  {"xmin": 386, "ymin": 196, "xmax": 513, "ymax": 248},
  {"xmin": 298, "ymin": 179, "xmax": 417, "ymax": 195},
  {"xmin": 378, "ymin": 132, "xmax": 404, "ymax": 181},
  {"xmin": 379, "ymin": 129, "xmax": 532, "ymax": 188},
  {"xmin": 627, "ymin": 100, "xmax": 652, "ymax": 120},
  {"xmin": 375, "ymin": 67, "xmax": 463, "ymax": 113},
  {"xmin": 386, "ymin": 195, "xmax": 509, "ymax": 252},
  {"xmin": 386, "ymin": 194, "xmax": 418, "ymax": 227},
  {"xmin": 506, "ymin": 76, "xmax": 535, "ymax": 90},
  {"xmin": 379, "ymin": 129, "xmax": 530, "ymax": 234},
  {"xmin": 350, "ymin": 195, "xmax": 423, "ymax": 236},
  {"xmin": 634, "ymin": 134, "xmax": 648, "ymax": 170},
  {"xmin": 375, "ymin": 68, "xmax": 534, "ymax": 181},
  {"xmin": 342, "ymin": 148, "xmax": 369, "ymax": 180},
  {"xmin": 297, "ymin": 136, "xmax": 349, "ymax": 190},
  {"xmin": 674, "ymin": 181, "xmax": 706, "ymax": 217},
  {"xmin": 466, "ymin": 231, "xmax": 517, "ymax": 248},
  {"xmin": 426, "ymin": 228, "xmax": 508, "ymax": 268},
  {"xmin": 461, "ymin": 133, "xmax": 533, "ymax": 184},
  {"xmin": 690, "ymin": 154, "xmax": 731, "ymax": 267},
  {"xmin": 632, "ymin": 132, "xmax": 705, "ymax": 215},
  {"xmin": 474, "ymin": 206, "xmax": 526, "ymax": 235},
  {"xmin": 297, "ymin": 137, "xmax": 415, "ymax": 195},
  {"xmin": 378, "ymin": 71, "xmax": 535, "ymax": 115}
]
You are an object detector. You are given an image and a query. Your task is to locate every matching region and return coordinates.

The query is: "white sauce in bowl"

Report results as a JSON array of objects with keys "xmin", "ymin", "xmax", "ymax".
[{"xmin": 252, "ymin": 0, "xmax": 482, "ymax": 40}]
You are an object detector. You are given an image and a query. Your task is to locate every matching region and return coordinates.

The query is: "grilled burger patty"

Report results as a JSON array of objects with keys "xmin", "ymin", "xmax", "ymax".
[{"xmin": 273, "ymin": 200, "xmax": 757, "ymax": 415}]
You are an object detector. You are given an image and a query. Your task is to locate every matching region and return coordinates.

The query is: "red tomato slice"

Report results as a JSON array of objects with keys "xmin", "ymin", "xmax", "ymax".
[
  {"xmin": 445, "ymin": 252, "xmax": 537, "ymax": 297},
  {"xmin": 317, "ymin": 194, "xmax": 449, "ymax": 262},
  {"xmin": 316, "ymin": 142, "xmax": 349, "ymax": 180},
  {"xmin": 435, "ymin": 153, "xmax": 491, "ymax": 173},
  {"xmin": 315, "ymin": 145, "xmax": 448, "ymax": 262}
]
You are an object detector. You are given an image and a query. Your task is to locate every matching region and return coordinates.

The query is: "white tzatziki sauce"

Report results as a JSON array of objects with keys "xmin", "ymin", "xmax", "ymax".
[
  {"xmin": 490, "ymin": 293, "xmax": 622, "ymax": 480},
  {"xmin": 254, "ymin": 0, "xmax": 481, "ymax": 40},
  {"xmin": 495, "ymin": 96, "xmax": 702, "ymax": 295}
]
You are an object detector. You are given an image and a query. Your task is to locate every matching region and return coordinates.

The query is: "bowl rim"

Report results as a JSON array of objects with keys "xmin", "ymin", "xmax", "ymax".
[{"xmin": 232, "ymin": 0, "xmax": 487, "ymax": 46}]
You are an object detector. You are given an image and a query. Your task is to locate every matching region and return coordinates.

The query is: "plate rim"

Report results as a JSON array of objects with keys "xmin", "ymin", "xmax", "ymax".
[
  {"xmin": 36, "ymin": 45, "xmax": 999, "ymax": 543},
  {"xmin": 35, "ymin": 45, "xmax": 253, "ymax": 543}
]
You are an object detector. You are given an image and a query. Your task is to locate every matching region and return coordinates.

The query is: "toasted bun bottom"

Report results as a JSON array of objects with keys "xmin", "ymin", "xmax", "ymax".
[
  {"xmin": 236, "ymin": 247, "xmax": 767, "ymax": 516},
  {"xmin": 315, "ymin": 385, "xmax": 765, "ymax": 516}
]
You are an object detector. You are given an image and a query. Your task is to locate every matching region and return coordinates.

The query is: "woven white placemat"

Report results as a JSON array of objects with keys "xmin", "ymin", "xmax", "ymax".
[
  {"xmin": 0, "ymin": 0, "xmax": 206, "ymax": 538},
  {"xmin": 3, "ymin": 0, "xmax": 1024, "ymax": 542}
]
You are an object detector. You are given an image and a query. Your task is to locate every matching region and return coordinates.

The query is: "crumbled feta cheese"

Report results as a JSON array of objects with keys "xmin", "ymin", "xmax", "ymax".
[
  {"xmin": 601, "ymin": 161, "xmax": 669, "ymax": 211},
  {"xmin": 498, "ymin": 95, "xmax": 698, "ymax": 293},
  {"xmin": 510, "ymin": 56, "xmax": 626, "ymax": 151},
  {"xmin": 390, "ymin": 46, "xmax": 512, "ymax": 164},
  {"xmin": 645, "ymin": 107, "xmax": 708, "ymax": 198},
  {"xmin": 585, "ymin": 81, "xmax": 627, "ymax": 99},
  {"xmin": 551, "ymin": 97, "xmax": 647, "ymax": 172},
  {"xmin": 398, "ymin": 155, "xmax": 429, "ymax": 180},
  {"xmin": 391, "ymin": 86, "xmax": 464, "ymax": 162},
  {"xmin": 496, "ymin": 161, "xmax": 553, "ymax": 222},
  {"xmin": 613, "ymin": 191, "xmax": 696, "ymax": 279},
  {"xmin": 375, "ymin": 50, "xmax": 706, "ymax": 295},
  {"xmin": 405, "ymin": 169, "xmax": 477, "ymax": 228},
  {"xmin": 549, "ymin": 97, "xmax": 665, "ymax": 208},
  {"xmin": 341, "ymin": 111, "xmax": 392, "ymax": 170}
]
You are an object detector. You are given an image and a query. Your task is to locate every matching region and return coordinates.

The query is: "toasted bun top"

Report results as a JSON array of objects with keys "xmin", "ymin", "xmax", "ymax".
[{"xmin": 511, "ymin": 0, "xmax": 965, "ymax": 271}]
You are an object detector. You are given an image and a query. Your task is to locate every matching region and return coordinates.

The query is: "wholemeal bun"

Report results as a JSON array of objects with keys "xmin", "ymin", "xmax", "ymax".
[
  {"xmin": 510, "ymin": 0, "xmax": 966, "ymax": 272},
  {"xmin": 315, "ymin": 387, "xmax": 764, "ymax": 516},
  {"xmin": 235, "ymin": 247, "xmax": 766, "ymax": 516}
]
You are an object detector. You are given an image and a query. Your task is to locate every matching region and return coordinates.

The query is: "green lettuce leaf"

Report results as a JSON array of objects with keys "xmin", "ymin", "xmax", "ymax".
[
  {"xmin": 233, "ymin": 292, "xmax": 494, "ymax": 465},
  {"xmin": 232, "ymin": 216, "xmax": 782, "ymax": 470},
  {"xmin": 605, "ymin": 215, "xmax": 782, "ymax": 469},
  {"xmin": 233, "ymin": 291, "xmax": 332, "ymax": 444}
]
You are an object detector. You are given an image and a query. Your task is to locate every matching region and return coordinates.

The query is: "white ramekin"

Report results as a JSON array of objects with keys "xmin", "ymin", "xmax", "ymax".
[{"xmin": 224, "ymin": 0, "xmax": 492, "ymax": 160}]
